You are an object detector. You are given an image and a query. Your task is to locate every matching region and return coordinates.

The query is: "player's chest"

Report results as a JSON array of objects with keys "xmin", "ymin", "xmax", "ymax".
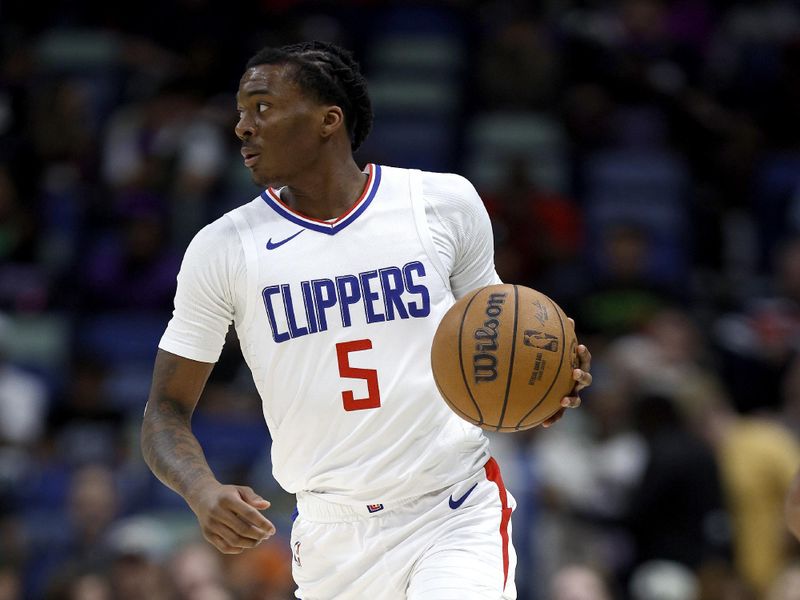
[
  {"xmin": 250, "ymin": 214, "xmax": 443, "ymax": 343},
  {"xmin": 255, "ymin": 200, "xmax": 426, "ymax": 274}
]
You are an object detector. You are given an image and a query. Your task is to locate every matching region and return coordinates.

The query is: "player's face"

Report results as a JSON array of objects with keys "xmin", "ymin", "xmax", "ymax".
[{"xmin": 235, "ymin": 63, "xmax": 328, "ymax": 187}]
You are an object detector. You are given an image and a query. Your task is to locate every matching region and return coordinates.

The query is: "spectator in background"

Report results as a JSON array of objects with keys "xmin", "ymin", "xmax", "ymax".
[
  {"xmin": 0, "ymin": 515, "xmax": 24, "ymax": 590},
  {"xmin": 32, "ymin": 464, "xmax": 121, "ymax": 596},
  {"xmin": 101, "ymin": 79, "xmax": 224, "ymax": 193},
  {"xmin": 169, "ymin": 541, "xmax": 231, "ymax": 600},
  {"xmin": 550, "ymin": 564, "xmax": 614, "ymax": 600},
  {"xmin": 767, "ymin": 563, "xmax": 800, "ymax": 600},
  {"xmin": 483, "ymin": 158, "xmax": 584, "ymax": 303},
  {"xmin": 0, "ymin": 566, "xmax": 21, "ymax": 600},
  {"xmin": 785, "ymin": 467, "xmax": 800, "ymax": 542},
  {"xmin": 477, "ymin": 16, "xmax": 560, "ymax": 110},
  {"xmin": 101, "ymin": 78, "xmax": 227, "ymax": 245},
  {"xmin": 715, "ymin": 236, "xmax": 800, "ymax": 414},
  {"xmin": 46, "ymin": 356, "xmax": 127, "ymax": 467},
  {"xmin": 30, "ymin": 79, "xmax": 96, "ymax": 169},
  {"xmin": 0, "ymin": 164, "xmax": 46, "ymax": 311},
  {"xmin": 65, "ymin": 465, "xmax": 120, "ymax": 562},
  {"xmin": 79, "ymin": 195, "xmax": 180, "ymax": 311},
  {"xmin": 577, "ymin": 222, "xmax": 673, "ymax": 338},
  {"xmin": 607, "ymin": 307, "xmax": 723, "ymax": 407},
  {"xmin": 225, "ymin": 540, "xmax": 295, "ymax": 600},
  {"xmin": 0, "ymin": 330, "xmax": 48, "ymax": 450},
  {"xmin": 0, "ymin": 165, "xmax": 37, "ymax": 266},
  {"xmin": 695, "ymin": 392, "xmax": 799, "ymax": 597},
  {"xmin": 43, "ymin": 568, "xmax": 111, "ymax": 600},
  {"xmin": 528, "ymin": 372, "xmax": 646, "ymax": 588},
  {"xmin": 710, "ymin": 0, "xmax": 800, "ymax": 147},
  {"xmin": 107, "ymin": 551, "xmax": 171, "ymax": 600},
  {"xmin": 625, "ymin": 393, "xmax": 728, "ymax": 574},
  {"xmin": 609, "ymin": 306, "xmax": 797, "ymax": 595},
  {"xmin": 628, "ymin": 560, "xmax": 699, "ymax": 600},
  {"xmin": 780, "ymin": 352, "xmax": 800, "ymax": 438},
  {"xmin": 103, "ymin": 515, "xmax": 175, "ymax": 600},
  {"xmin": 0, "ymin": 315, "xmax": 49, "ymax": 512}
]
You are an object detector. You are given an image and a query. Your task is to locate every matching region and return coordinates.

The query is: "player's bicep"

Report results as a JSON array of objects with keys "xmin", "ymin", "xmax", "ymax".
[
  {"xmin": 423, "ymin": 173, "xmax": 502, "ymax": 299},
  {"xmin": 450, "ymin": 189, "xmax": 502, "ymax": 298},
  {"xmin": 161, "ymin": 222, "xmax": 238, "ymax": 363}
]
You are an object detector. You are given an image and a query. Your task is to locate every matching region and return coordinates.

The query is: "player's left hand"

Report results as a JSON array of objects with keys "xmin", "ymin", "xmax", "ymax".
[{"xmin": 542, "ymin": 320, "xmax": 592, "ymax": 428}]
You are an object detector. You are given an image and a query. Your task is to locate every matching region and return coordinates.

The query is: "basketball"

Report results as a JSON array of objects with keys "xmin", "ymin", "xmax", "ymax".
[{"xmin": 431, "ymin": 284, "xmax": 579, "ymax": 432}]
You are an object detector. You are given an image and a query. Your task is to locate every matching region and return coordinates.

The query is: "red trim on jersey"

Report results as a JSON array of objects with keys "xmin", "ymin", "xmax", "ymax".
[
  {"xmin": 265, "ymin": 163, "xmax": 375, "ymax": 225},
  {"xmin": 484, "ymin": 457, "xmax": 511, "ymax": 589}
]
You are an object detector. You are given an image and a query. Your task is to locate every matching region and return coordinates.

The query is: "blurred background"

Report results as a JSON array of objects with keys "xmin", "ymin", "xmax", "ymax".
[{"xmin": 1, "ymin": 0, "xmax": 800, "ymax": 598}]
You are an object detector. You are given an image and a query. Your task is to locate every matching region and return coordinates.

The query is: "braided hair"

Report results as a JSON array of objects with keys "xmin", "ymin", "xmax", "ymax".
[{"xmin": 245, "ymin": 41, "xmax": 373, "ymax": 153}]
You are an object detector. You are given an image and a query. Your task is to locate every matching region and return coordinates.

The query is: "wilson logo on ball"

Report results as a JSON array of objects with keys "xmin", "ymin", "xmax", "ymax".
[
  {"xmin": 473, "ymin": 292, "xmax": 507, "ymax": 383},
  {"xmin": 431, "ymin": 284, "xmax": 579, "ymax": 432}
]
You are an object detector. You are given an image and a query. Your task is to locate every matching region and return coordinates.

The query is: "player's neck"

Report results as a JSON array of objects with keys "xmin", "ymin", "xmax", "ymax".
[{"xmin": 280, "ymin": 158, "xmax": 368, "ymax": 221}]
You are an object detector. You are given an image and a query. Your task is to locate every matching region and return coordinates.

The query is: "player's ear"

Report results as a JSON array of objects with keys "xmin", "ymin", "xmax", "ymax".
[{"xmin": 320, "ymin": 105, "xmax": 345, "ymax": 140}]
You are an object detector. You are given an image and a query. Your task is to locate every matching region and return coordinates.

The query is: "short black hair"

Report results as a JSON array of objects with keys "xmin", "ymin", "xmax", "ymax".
[{"xmin": 245, "ymin": 41, "xmax": 373, "ymax": 153}]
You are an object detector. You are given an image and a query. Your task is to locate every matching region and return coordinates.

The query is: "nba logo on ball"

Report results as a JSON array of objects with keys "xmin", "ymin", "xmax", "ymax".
[
  {"xmin": 523, "ymin": 330, "xmax": 559, "ymax": 352},
  {"xmin": 431, "ymin": 284, "xmax": 578, "ymax": 432}
]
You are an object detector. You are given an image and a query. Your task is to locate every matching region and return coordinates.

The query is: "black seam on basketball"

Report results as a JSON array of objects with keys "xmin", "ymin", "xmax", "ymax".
[
  {"xmin": 458, "ymin": 288, "xmax": 485, "ymax": 425},
  {"xmin": 498, "ymin": 423, "xmax": 528, "ymax": 432},
  {"xmin": 497, "ymin": 285, "xmax": 519, "ymax": 432},
  {"xmin": 515, "ymin": 293, "xmax": 568, "ymax": 430}
]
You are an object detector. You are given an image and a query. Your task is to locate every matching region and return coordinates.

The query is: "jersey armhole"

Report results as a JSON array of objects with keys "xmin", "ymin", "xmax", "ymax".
[
  {"xmin": 227, "ymin": 208, "xmax": 258, "ymax": 328},
  {"xmin": 408, "ymin": 169, "xmax": 451, "ymax": 292}
]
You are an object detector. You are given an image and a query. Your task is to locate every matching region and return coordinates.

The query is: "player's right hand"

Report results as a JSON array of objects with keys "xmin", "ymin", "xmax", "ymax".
[{"xmin": 187, "ymin": 483, "xmax": 276, "ymax": 554}]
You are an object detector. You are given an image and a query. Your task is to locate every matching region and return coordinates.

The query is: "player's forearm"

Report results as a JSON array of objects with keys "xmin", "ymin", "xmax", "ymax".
[{"xmin": 141, "ymin": 396, "xmax": 218, "ymax": 502}]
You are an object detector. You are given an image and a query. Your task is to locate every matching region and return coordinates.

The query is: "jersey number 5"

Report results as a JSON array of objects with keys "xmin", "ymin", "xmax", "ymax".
[{"xmin": 336, "ymin": 339, "xmax": 381, "ymax": 411}]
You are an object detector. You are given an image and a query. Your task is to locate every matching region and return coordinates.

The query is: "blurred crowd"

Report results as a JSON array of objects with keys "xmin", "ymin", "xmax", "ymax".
[{"xmin": 1, "ymin": 0, "xmax": 800, "ymax": 599}]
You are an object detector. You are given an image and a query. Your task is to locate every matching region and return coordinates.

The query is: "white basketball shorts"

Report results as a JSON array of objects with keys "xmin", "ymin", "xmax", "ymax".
[{"xmin": 289, "ymin": 457, "xmax": 517, "ymax": 599}]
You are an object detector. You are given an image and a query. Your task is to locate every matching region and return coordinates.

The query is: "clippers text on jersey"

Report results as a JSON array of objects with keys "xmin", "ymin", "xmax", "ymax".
[{"xmin": 262, "ymin": 261, "xmax": 431, "ymax": 343}]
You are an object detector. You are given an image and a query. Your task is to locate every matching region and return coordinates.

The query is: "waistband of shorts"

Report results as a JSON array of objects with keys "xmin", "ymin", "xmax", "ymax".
[
  {"xmin": 295, "ymin": 491, "xmax": 420, "ymax": 522},
  {"xmin": 294, "ymin": 465, "xmax": 489, "ymax": 523}
]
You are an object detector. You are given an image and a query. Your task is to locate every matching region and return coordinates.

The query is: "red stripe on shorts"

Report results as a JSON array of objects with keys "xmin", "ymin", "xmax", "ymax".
[{"xmin": 484, "ymin": 457, "xmax": 511, "ymax": 588}]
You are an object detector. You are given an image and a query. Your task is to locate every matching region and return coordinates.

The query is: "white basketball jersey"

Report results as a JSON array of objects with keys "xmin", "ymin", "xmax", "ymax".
[{"xmin": 160, "ymin": 164, "xmax": 494, "ymax": 505}]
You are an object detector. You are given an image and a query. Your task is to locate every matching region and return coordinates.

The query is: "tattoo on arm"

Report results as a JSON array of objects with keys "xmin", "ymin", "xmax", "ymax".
[{"xmin": 141, "ymin": 352, "xmax": 216, "ymax": 501}]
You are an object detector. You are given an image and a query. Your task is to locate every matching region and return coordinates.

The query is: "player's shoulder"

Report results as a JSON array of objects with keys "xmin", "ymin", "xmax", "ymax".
[
  {"xmin": 190, "ymin": 212, "xmax": 238, "ymax": 250},
  {"xmin": 379, "ymin": 164, "xmax": 477, "ymax": 196},
  {"xmin": 419, "ymin": 169, "xmax": 479, "ymax": 199},
  {"xmin": 416, "ymin": 169, "xmax": 484, "ymax": 219},
  {"xmin": 185, "ymin": 198, "xmax": 259, "ymax": 258}
]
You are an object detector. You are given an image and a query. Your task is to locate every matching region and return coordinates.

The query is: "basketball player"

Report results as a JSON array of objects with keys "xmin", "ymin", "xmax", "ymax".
[{"xmin": 141, "ymin": 41, "xmax": 592, "ymax": 599}]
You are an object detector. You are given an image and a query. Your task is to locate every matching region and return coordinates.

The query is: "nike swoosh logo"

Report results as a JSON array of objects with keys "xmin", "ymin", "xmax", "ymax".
[
  {"xmin": 266, "ymin": 229, "xmax": 304, "ymax": 250},
  {"xmin": 449, "ymin": 482, "xmax": 478, "ymax": 509}
]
